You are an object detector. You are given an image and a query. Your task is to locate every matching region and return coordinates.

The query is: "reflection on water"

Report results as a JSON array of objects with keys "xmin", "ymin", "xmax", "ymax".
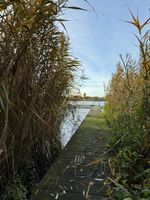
[
  {"xmin": 71, "ymin": 101, "xmax": 105, "ymax": 107},
  {"xmin": 60, "ymin": 108, "xmax": 90, "ymax": 147},
  {"xmin": 60, "ymin": 101, "xmax": 105, "ymax": 147}
]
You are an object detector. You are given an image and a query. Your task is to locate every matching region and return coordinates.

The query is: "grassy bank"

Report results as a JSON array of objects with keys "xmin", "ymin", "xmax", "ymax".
[{"xmin": 82, "ymin": 108, "xmax": 109, "ymax": 132}]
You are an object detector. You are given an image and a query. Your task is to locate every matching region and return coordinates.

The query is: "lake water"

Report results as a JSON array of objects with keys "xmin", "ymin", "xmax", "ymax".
[
  {"xmin": 70, "ymin": 100, "xmax": 105, "ymax": 107},
  {"xmin": 61, "ymin": 101, "xmax": 105, "ymax": 147}
]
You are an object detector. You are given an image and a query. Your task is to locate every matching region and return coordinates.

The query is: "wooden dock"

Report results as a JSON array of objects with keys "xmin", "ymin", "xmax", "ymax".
[{"xmin": 31, "ymin": 107, "xmax": 109, "ymax": 200}]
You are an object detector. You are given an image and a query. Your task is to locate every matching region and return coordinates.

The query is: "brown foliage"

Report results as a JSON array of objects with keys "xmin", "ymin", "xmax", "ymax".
[
  {"xmin": 0, "ymin": 0, "xmax": 80, "ymax": 198},
  {"xmin": 104, "ymin": 13, "xmax": 150, "ymax": 199}
]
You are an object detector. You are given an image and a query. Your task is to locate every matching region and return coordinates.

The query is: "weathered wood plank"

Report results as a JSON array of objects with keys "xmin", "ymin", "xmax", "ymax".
[{"xmin": 31, "ymin": 107, "xmax": 110, "ymax": 200}]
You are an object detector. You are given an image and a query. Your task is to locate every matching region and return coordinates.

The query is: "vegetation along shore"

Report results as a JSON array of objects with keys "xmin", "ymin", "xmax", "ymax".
[{"xmin": 0, "ymin": 0, "xmax": 149, "ymax": 199}]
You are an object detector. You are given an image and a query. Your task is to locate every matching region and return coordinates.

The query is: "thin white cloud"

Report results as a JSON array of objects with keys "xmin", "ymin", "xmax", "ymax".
[{"xmin": 62, "ymin": 0, "xmax": 149, "ymax": 96}]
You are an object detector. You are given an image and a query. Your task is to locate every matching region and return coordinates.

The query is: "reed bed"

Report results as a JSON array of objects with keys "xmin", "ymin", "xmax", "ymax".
[
  {"xmin": 0, "ymin": 0, "xmax": 81, "ymax": 199},
  {"xmin": 104, "ymin": 14, "xmax": 150, "ymax": 199}
]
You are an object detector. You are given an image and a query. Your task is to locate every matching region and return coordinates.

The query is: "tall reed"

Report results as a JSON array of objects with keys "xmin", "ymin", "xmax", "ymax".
[
  {"xmin": 104, "ymin": 14, "xmax": 150, "ymax": 199},
  {"xmin": 0, "ymin": 0, "xmax": 80, "ymax": 199}
]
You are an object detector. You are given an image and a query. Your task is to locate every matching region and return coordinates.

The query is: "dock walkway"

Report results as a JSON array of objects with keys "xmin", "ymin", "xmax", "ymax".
[{"xmin": 31, "ymin": 107, "xmax": 110, "ymax": 200}]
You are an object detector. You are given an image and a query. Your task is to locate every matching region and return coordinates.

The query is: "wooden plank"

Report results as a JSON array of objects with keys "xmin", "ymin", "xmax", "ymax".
[{"xmin": 31, "ymin": 107, "xmax": 110, "ymax": 200}]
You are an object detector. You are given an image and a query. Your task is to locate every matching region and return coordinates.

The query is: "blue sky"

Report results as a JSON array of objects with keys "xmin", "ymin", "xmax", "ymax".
[{"xmin": 63, "ymin": 0, "xmax": 150, "ymax": 97}]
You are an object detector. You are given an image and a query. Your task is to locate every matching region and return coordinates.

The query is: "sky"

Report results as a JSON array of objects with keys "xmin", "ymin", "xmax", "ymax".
[{"xmin": 62, "ymin": 0, "xmax": 150, "ymax": 97}]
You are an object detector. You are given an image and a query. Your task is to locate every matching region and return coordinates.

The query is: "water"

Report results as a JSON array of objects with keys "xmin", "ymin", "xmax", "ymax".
[
  {"xmin": 70, "ymin": 101, "xmax": 105, "ymax": 107},
  {"xmin": 61, "ymin": 101, "xmax": 105, "ymax": 147}
]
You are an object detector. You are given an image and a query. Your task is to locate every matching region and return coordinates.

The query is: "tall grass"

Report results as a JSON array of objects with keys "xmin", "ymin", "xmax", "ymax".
[
  {"xmin": 104, "ymin": 14, "xmax": 150, "ymax": 199},
  {"xmin": 0, "ymin": 0, "xmax": 81, "ymax": 199}
]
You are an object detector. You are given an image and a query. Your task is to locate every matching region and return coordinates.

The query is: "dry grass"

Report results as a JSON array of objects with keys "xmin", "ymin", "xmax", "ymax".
[
  {"xmin": 104, "ymin": 13, "xmax": 150, "ymax": 199},
  {"xmin": 0, "ymin": 0, "xmax": 81, "ymax": 198}
]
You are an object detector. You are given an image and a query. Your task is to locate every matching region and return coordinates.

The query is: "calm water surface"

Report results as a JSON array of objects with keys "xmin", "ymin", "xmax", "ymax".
[{"xmin": 61, "ymin": 101, "xmax": 104, "ymax": 147}]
